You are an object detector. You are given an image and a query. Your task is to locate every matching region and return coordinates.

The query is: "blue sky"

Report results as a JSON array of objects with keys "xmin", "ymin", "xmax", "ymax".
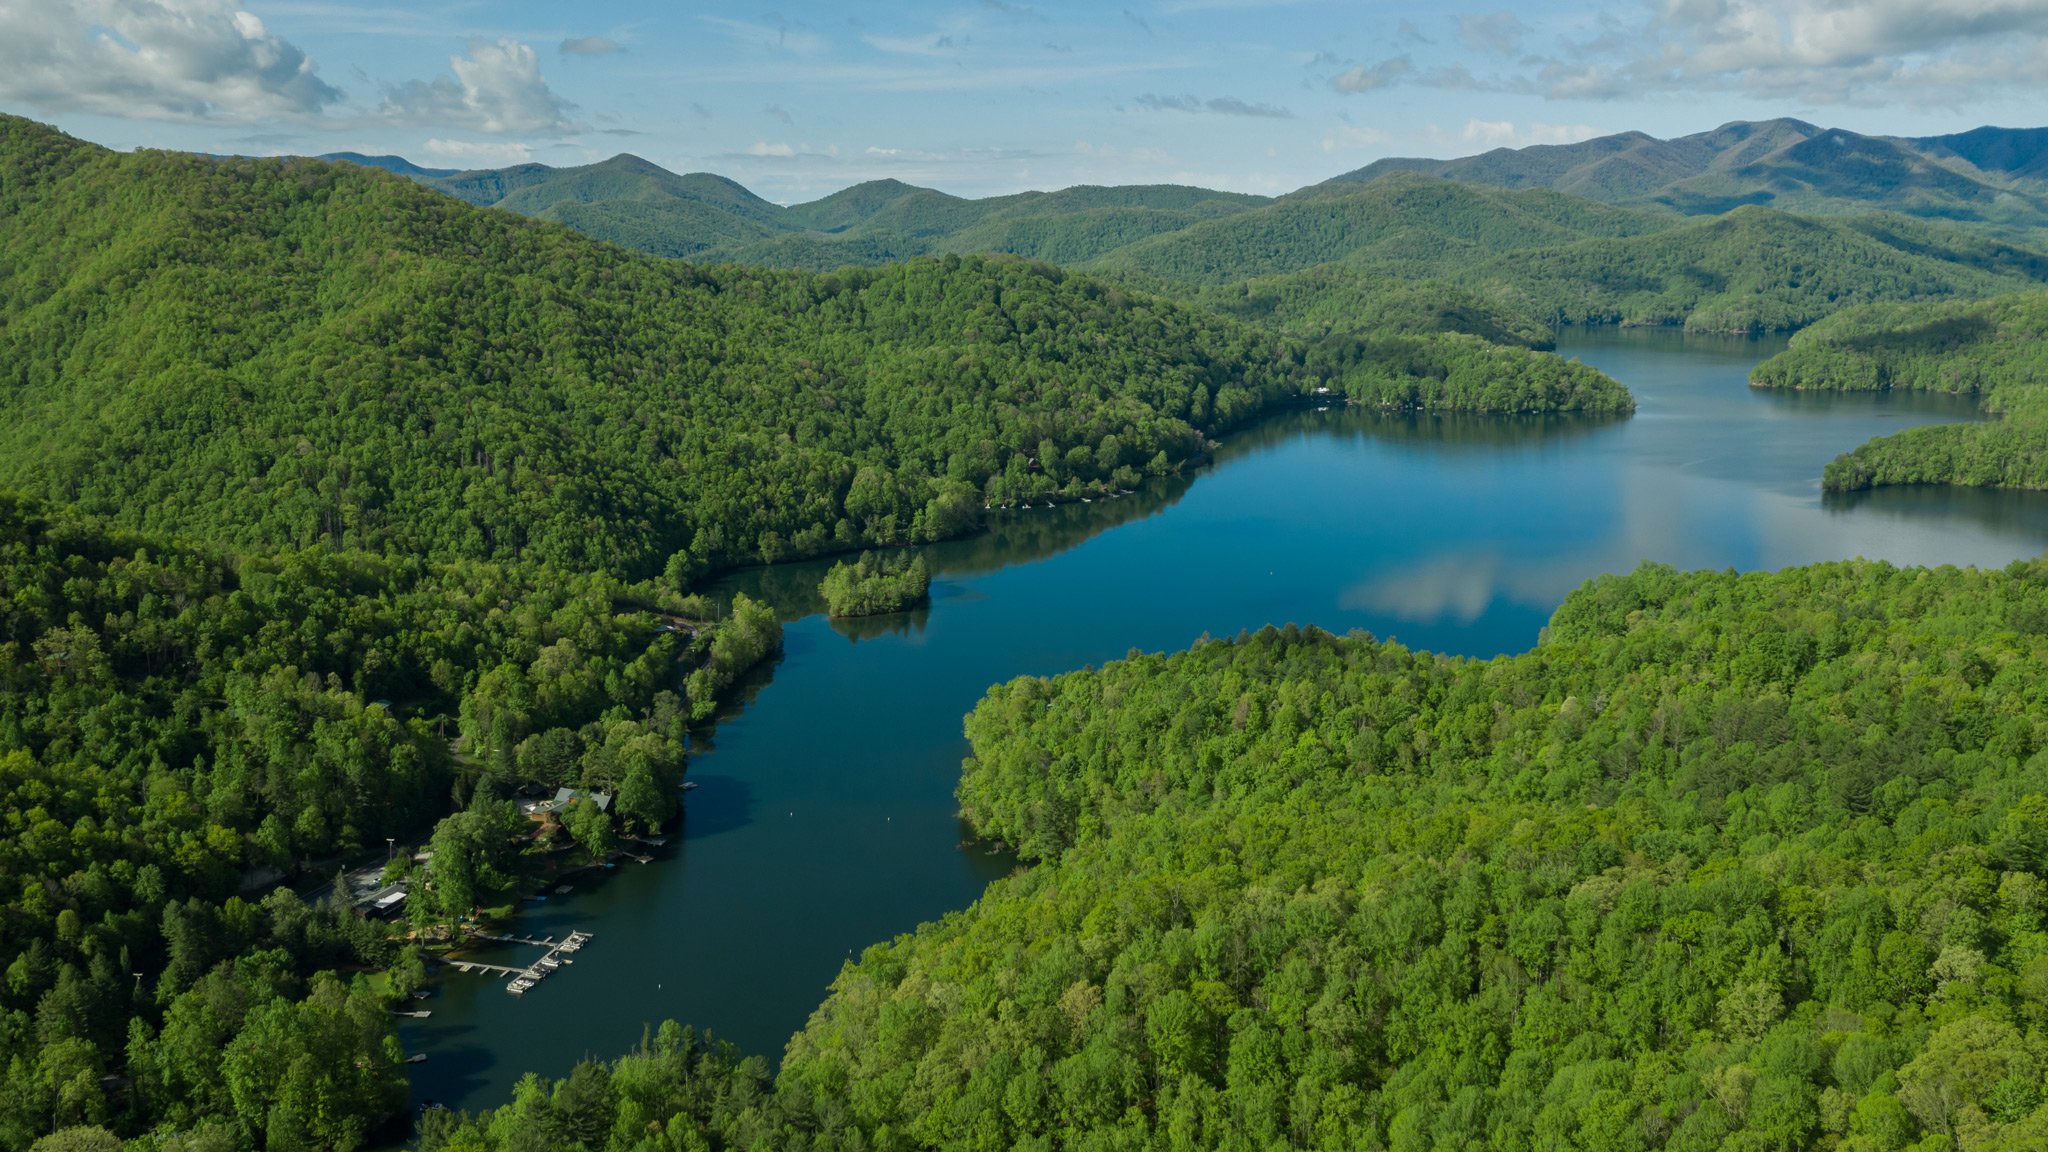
[{"xmin": 7, "ymin": 0, "xmax": 2048, "ymax": 202}]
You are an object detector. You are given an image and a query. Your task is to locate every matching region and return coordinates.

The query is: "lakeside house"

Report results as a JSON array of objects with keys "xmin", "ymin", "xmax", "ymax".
[{"xmin": 518, "ymin": 787, "xmax": 614, "ymax": 826}]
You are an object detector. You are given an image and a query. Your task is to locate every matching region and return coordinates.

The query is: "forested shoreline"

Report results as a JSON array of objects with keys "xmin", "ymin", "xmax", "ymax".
[
  {"xmin": 8, "ymin": 104, "xmax": 2048, "ymax": 1152},
  {"xmin": 416, "ymin": 559, "xmax": 2048, "ymax": 1151},
  {"xmin": 1750, "ymin": 292, "xmax": 2048, "ymax": 491},
  {"xmin": 0, "ymin": 115, "xmax": 1630, "ymax": 590},
  {"xmin": 0, "ymin": 491, "xmax": 786, "ymax": 1149},
  {"xmin": 0, "ymin": 113, "xmax": 1635, "ymax": 1152}
]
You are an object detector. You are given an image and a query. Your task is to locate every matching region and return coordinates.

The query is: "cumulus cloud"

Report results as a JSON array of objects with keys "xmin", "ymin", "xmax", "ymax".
[
  {"xmin": 1538, "ymin": 0, "xmax": 2048, "ymax": 104},
  {"xmin": 1135, "ymin": 92, "xmax": 1295, "ymax": 118},
  {"xmin": 1459, "ymin": 119, "xmax": 1600, "ymax": 148},
  {"xmin": 1325, "ymin": 0, "xmax": 2048, "ymax": 106},
  {"xmin": 559, "ymin": 36, "xmax": 622, "ymax": 57},
  {"xmin": 0, "ymin": 0, "xmax": 341, "ymax": 121},
  {"xmin": 422, "ymin": 138, "xmax": 533, "ymax": 167},
  {"xmin": 381, "ymin": 38, "xmax": 576, "ymax": 134}
]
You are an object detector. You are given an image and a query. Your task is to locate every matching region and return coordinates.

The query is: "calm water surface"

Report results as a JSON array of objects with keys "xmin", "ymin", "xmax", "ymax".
[{"xmin": 404, "ymin": 328, "xmax": 2048, "ymax": 1110}]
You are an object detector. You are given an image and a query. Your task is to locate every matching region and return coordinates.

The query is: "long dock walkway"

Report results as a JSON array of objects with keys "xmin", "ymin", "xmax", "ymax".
[{"xmin": 436, "ymin": 930, "xmax": 595, "ymax": 995}]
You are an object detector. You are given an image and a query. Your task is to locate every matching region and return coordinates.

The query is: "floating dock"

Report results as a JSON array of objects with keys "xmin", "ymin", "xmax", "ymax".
[{"xmin": 437, "ymin": 930, "xmax": 595, "ymax": 996}]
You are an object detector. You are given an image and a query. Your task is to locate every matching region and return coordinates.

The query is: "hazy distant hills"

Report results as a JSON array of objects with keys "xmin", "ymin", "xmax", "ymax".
[
  {"xmin": 1320, "ymin": 119, "xmax": 2048, "ymax": 230},
  {"xmin": 317, "ymin": 151, "xmax": 458, "ymax": 179},
  {"xmin": 1088, "ymin": 173, "xmax": 2048, "ymax": 330},
  {"xmin": 319, "ymin": 120, "xmax": 2048, "ymax": 272},
  {"xmin": 318, "ymin": 150, "xmax": 1274, "ymax": 264},
  {"xmin": 313, "ymin": 119, "xmax": 2048, "ymax": 332}
]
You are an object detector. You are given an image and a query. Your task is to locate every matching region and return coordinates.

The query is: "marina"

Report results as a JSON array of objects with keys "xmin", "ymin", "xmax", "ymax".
[{"xmin": 437, "ymin": 930, "xmax": 595, "ymax": 996}]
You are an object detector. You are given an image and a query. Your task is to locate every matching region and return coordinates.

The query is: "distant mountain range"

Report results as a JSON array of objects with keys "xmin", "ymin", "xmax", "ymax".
[
  {"xmin": 315, "ymin": 149, "xmax": 1269, "ymax": 263},
  {"xmin": 319, "ymin": 120, "xmax": 2048, "ymax": 267},
  {"xmin": 1321, "ymin": 119, "xmax": 2048, "ymax": 228},
  {"xmin": 312, "ymin": 120, "xmax": 2048, "ymax": 332},
  {"xmin": 318, "ymin": 151, "xmax": 459, "ymax": 179}
]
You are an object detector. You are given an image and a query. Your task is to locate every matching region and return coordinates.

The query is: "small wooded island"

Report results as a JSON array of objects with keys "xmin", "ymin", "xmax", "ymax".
[{"xmin": 820, "ymin": 551, "xmax": 932, "ymax": 617}]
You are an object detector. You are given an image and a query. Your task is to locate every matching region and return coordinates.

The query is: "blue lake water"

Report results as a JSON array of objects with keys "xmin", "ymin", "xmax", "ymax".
[{"xmin": 403, "ymin": 327, "xmax": 2048, "ymax": 1111}]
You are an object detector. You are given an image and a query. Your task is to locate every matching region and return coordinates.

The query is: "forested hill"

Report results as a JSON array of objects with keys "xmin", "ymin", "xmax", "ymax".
[
  {"xmin": 1087, "ymin": 182, "xmax": 2048, "ymax": 333},
  {"xmin": 370, "ymin": 148, "xmax": 2048, "ymax": 335},
  {"xmin": 0, "ymin": 115, "xmax": 1624, "ymax": 584},
  {"xmin": 0, "ymin": 492, "xmax": 712, "ymax": 1149},
  {"xmin": 1321, "ymin": 119, "xmax": 2048, "ymax": 231},
  {"xmin": 1751, "ymin": 291, "xmax": 2048, "ymax": 491},
  {"xmin": 422, "ymin": 557, "xmax": 2048, "ymax": 1151},
  {"xmin": 374, "ymin": 148, "xmax": 1272, "ymax": 266}
]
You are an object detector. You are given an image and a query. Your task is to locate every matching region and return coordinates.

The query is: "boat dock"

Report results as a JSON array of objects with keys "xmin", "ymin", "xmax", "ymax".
[{"xmin": 437, "ymin": 930, "xmax": 595, "ymax": 995}]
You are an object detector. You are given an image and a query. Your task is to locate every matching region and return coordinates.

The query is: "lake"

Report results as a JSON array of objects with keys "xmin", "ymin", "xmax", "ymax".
[{"xmin": 402, "ymin": 327, "xmax": 2048, "ymax": 1110}]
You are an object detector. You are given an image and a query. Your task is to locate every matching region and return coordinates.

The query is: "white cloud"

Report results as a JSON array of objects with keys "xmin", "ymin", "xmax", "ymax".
[
  {"xmin": 422, "ymin": 137, "xmax": 533, "ymax": 166},
  {"xmin": 746, "ymin": 140, "xmax": 797, "ymax": 157},
  {"xmin": 0, "ymin": 0, "xmax": 341, "ymax": 122},
  {"xmin": 381, "ymin": 38, "xmax": 576, "ymax": 134},
  {"xmin": 1462, "ymin": 119, "xmax": 1517, "ymax": 147},
  {"xmin": 1458, "ymin": 119, "xmax": 1599, "ymax": 148},
  {"xmin": 1538, "ymin": 0, "xmax": 2048, "ymax": 104}
]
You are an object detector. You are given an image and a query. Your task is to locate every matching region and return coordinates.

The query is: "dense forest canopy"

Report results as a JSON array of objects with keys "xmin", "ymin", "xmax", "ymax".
[
  {"xmin": 1319, "ymin": 120, "xmax": 2048, "ymax": 234},
  {"xmin": 0, "ymin": 491, "xmax": 728, "ymax": 1149},
  {"xmin": 11, "ymin": 109, "xmax": 2048, "ymax": 1152},
  {"xmin": 1091, "ymin": 190, "xmax": 2048, "ymax": 334},
  {"xmin": 420, "ymin": 558, "xmax": 2048, "ymax": 1151},
  {"xmin": 334, "ymin": 140, "xmax": 2048, "ymax": 337},
  {"xmin": 0, "ymin": 116, "xmax": 1627, "ymax": 585},
  {"xmin": 1750, "ymin": 291, "xmax": 2048, "ymax": 491},
  {"xmin": 820, "ymin": 551, "xmax": 932, "ymax": 618}
]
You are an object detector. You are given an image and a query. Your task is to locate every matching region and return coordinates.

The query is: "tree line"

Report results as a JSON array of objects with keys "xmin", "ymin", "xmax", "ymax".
[
  {"xmin": 1750, "ymin": 290, "xmax": 2048, "ymax": 491},
  {"xmin": 413, "ymin": 558, "xmax": 2048, "ymax": 1151}
]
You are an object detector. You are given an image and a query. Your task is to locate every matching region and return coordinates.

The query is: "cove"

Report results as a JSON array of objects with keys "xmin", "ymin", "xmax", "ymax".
[{"xmin": 402, "ymin": 328, "xmax": 2048, "ymax": 1112}]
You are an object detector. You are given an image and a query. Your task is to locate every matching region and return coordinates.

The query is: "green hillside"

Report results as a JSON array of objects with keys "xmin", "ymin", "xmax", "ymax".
[
  {"xmin": 1090, "ymin": 173, "xmax": 1660, "ymax": 284},
  {"xmin": 1323, "ymin": 119, "xmax": 2048, "ymax": 232},
  {"xmin": 328, "ymin": 144, "xmax": 2048, "ymax": 335},
  {"xmin": 1463, "ymin": 208, "xmax": 2048, "ymax": 332},
  {"xmin": 422, "ymin": 557, "xmax": 2048, "ymax": 1152},
  {"xmin": 325, "ymin": 152, "xmax": 1279, "ymax": 270},
  {"xmin": 412, "ymin": 155, "xmax": 788, "ymax": 256},
  {"xmin": 0, "ymin": 488, "xmax": 735, "ymax": 1148},
  {"xmin": 1093, "ymin": 180, "xmax": 2048, "ymax": 332},
  {"xmin": 3, "ymin": 116, "xmax": 1629, "ymax": 587},
  {"xmin": 1751, "ymin": 291, "xmax": 2048, "ymax": 490},
  {"xmin": 1180, "ymin": 265, "xmax": 1558, "ymax": 348},
  {"xmin": 0, "ymin": 111, "xmax": 1641, "ymax": 1152}
]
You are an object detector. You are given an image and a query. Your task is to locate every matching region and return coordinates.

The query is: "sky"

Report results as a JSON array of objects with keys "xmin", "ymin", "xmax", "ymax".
[{"xmin": 5, "ymin": 0, "xmax": 2048, "ymax": 203}]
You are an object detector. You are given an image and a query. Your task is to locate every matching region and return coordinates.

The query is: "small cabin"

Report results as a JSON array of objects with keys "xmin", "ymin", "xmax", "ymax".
[{"xmin": 521, "ymin": 787, "xmax": 613, "ymax": 824}]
